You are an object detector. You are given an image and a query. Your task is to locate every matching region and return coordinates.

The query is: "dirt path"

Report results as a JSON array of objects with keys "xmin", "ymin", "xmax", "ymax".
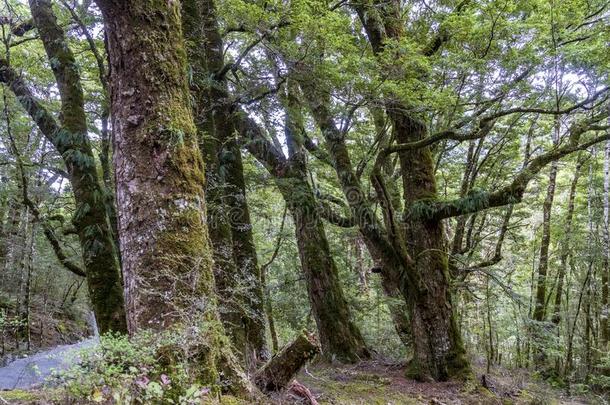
[{"xmin": 0, "ymin": 338, "xmax": 97, "ymax": 390}]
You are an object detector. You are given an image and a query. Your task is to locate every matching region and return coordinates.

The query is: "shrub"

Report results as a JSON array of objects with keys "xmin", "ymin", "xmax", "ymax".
[{"xmin": 52, "ymin": 329, "xmax": 217, "ymax": 404}]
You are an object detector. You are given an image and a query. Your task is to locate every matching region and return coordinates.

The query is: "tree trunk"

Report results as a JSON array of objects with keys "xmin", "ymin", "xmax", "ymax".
[
  {"xmin": 532, "ymin": 119, "xmax": 560, "ymax": 368},
  {"xmin": 231, "ymin": 76, "xmax": 368, "ymax": 361},
  {"xmin": 7, "ymin": 0, "xmax": 127, "ymax": 334},
  {"xmin": 551, "ymin": 159, "xmax": 583, "ymax": 327},
  {"xmin": 96, "ymin": 0, "xmax": 215, "ymax": 333},
  {"xmin": 254, "ymin": 332, "xmax": 320, "ymax": 392},
  {"xmin": 182, "ymin": 0, "xmax": 248, "ymax": 360},
  {"xmin": 602, "ymin": 140, "xmax": 610, "ymax": 348},
  {"xmin": 182, "ymin": 0, "xmax": 269, "ymax": 366},
  {"xmin": 299, "ymin": 79, "xmax": 412, "ymax": 351},
  {"xmin": 278, "ymin": 175, "xmax": 369, "ymax": 363},
  {"xmin": 95, "ymin": 1, "xmax": 258, "ymax": 394},
  {"xmin": 352, "ymin": 2, "xmax": 469, "ymax": 380},
  {"xmin": 391, "ymin": 113, "xmax": 469, "ymax": 382}
]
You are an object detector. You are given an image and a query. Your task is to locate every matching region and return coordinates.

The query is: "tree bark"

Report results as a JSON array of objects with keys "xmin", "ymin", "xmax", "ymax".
[
  {"xmin": 94, "ymin": 1, "xmax": 259, "ymax": 395},
  {"xmin": 275, "ymin": 79, "xmax": 369, "ymax": 363},
  {"xmin": 254, "ymin": 332, "xmax": 320, "ymax": 392},
  {"xmin": 96, "ymin": 0, "xmax": 216, "ymax": 333},
  {"xmin": 182, "ymin": 0, "xmax": 269, "ymax": 366},
  {"xmin": 298, "ymin": 77, "xmax": 412, "ymax": 350},
  {"xmin": 12, "ymin": 0, "xmax": 127, "ymax": 334}
]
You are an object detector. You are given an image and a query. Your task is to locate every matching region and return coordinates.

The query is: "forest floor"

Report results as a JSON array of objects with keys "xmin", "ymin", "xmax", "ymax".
[
  {"xmin": 0, "ymin": 356, "xmax": 602, "ymax": 404},
  {"xmin": 290, "ymin": 360, "xmax": 599, "ymax": 405}
]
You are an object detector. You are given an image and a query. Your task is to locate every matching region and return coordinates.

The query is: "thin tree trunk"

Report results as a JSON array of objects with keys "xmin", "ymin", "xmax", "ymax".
[
  {"xmin": 261, "ymin": 205, "xmax": 288, "ymax": 353},
  {"xmin": 602, "ymin": 140, "xmax": 610, "ymax": 348},
  {"xmin": 552, "ymin": 159, "xmax": 583, "ymax": 327},
  {"xmin": 532, "ymin": 118, "xmax": 560, "ymax": 368},
  {"xmin": 565, "ymin": 160, "xmax": 595, "ymax": 378}
]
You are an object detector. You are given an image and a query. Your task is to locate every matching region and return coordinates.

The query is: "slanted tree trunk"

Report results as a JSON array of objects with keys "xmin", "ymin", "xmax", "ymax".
[
  {"xmin": 225, "ymin": 66, "xmax": 368, "ymax": 363},
  {"xmin": 298, "ymin": 76, "xmax": 412, "ymax": 350},
  {"xmin": 275, "ymin": 79, "xmax": 368, "ymax": 363},
  {"xmin": 254, "ymin": 332, "xmax": 320, "ymax": 392},
  {"xmin": 0, "ymin": 0, "xmax": 128, "ymax": 334}
]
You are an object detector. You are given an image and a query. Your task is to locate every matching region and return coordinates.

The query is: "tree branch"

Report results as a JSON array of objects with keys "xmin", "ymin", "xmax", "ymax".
[{"xmin": 415, "ymin": 132, "xmax": 610, "ymax": 221}]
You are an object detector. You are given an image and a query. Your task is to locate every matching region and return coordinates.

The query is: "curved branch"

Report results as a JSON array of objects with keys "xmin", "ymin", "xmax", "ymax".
[{"xmin": 416, "ymin": 132, "xmax": 610, "ymax": 221}]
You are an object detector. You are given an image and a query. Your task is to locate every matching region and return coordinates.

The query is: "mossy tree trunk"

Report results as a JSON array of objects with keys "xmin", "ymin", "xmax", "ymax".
[
  {"xmin": 279, "ymin": 174, "xmax": 370, "ymax": 363},
  {"xmin": 189, "ymin": 0, "xmax": 367, "ymax": 363},
  {"xmin": 95, "ymin": 0, "xmax": 216, "ymax": 333},
  {"xmin": 392, "ymin": 114, "xmax": 469, "ymax": 381},
  {"xmin": 224, "ymin": 144, "xmax": 269, "ymax": 365},
  {"xmin": 182, "ymin": 0, "xmax": 248, "ymax": 360},
  {"xmin": 94, "ymin": 2, "xmax": 260, "ymax": 394},
  {"xmin": 182, "ymin": 0, "xmax": 269, "ymax": 367},
  {"xmin": 274, "ymin": 78, "xmax": 369, "ymax": 363},
  {"xmin": 235, "ymin": 109, "xmax": 369, "ymax": 362},
  {"xmin": 299, "ymin": 76, "xmax": 412, "ymax": 350},
  {"xmin": 0, "ymin": 0, "xmax": 127, "ymax": 334},
  {"xmin": 351, "ymin": 1, "xmax": 469, "ymax": 380}
]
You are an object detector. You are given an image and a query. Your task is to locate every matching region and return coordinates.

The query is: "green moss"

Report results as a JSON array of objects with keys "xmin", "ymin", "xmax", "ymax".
[{"xmin": 0, "ymin": 390, "xmax": 38, "ymax": 401}]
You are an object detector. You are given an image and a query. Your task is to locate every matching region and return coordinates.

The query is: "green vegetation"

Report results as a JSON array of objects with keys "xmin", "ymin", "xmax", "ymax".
[{"xmin": 0, "ymin": 0, "xmax": 609, "ymax": 403}]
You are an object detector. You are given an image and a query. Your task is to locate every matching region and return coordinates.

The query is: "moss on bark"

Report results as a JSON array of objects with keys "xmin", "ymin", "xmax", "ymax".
[{"xmin": 94, "ymin": 0, "xmax": 249, "ymax": 389}]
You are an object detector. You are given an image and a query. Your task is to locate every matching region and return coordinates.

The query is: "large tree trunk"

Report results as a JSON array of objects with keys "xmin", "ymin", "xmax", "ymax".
[
  {"xmin": 231, "ymin": 85, "xmax": 368, "ymax": 361},
  {"xmin": 349, "ymin": 1, "xmax": 469, "ymax": 380},
  {"xmin": 393, "ymin": 114, "xmax": 468, "ymax": 382},
  {"xmin": 299, "ymin": 78, "xmax": 412, "ymax": 350},
  {"xmin": 96, "ymin": 0, "xmax": 216, "ymax": 333},
  {"xmin": 277, "ymin": 79, "xmax": 368, "ymax": 363},
  {"xmin": 95, "ymin": 1, "xmax": 256, "ymax": 395}
]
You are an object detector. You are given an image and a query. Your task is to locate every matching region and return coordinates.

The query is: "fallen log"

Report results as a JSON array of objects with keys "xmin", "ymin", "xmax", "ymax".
[{"xmin": 254, "ymin": 331, "xmax": 320, "ymax": 392}]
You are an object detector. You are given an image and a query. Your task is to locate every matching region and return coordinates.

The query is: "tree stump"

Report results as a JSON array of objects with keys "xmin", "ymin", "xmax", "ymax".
[{"xmin": 254, "ymin": 332, "xmax": 320, "ymax": 392}]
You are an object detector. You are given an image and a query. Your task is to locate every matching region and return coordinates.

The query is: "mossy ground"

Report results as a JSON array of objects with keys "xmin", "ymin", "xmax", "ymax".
[
  {"xmin": 293, "ymin": 360, "xmax": 596, "ymax": 405},
  {"xmin": 0, "ymin": 359, "xmax": 598, "ymax": 404}
]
